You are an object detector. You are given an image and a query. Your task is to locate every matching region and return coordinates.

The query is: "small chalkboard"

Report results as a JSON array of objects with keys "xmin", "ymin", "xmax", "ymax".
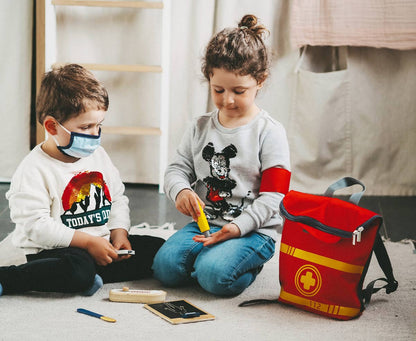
[{"xmin": 144, "ymin": 300, "xmax": 215, "ymax": 324}]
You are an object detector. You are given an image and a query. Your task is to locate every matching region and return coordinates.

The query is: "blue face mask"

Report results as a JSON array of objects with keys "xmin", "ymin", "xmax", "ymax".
[{"xmin": 53, "ymin": 123, "xmax": 101, "ymax": 158}]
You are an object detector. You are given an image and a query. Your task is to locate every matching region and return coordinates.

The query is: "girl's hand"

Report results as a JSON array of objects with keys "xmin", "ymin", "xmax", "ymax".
[
  {"xmin": 110, "ymin": 228, "xmax": 132, "ymax": 262},
  {"xmin": 193, "ymin": 223, "xmax": 241, "ymax": 246},
  {"xmin": 175, "ymin": 189, "xmax": 204, "ymax": 221}
]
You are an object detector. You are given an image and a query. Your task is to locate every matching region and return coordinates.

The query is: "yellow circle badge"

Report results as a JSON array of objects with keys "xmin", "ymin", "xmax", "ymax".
[{"xmin": 294, "ymin": 264, "xmax": 322, "ymax": 297}]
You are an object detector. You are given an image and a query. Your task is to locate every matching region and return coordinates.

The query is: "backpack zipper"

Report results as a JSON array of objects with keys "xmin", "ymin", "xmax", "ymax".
[{"xmin": 279, "ymin": 201, "xmax": 381, "ymax": 245}]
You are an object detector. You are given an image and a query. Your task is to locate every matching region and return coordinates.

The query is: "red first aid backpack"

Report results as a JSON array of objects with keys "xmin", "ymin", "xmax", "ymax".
[{"xmin": 240, "ymin": 177, "xmax": 398, "ymax": 320}]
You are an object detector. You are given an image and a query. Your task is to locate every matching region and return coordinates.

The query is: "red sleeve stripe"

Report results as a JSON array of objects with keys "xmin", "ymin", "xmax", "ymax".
[{"xmin": 259, "ymin": 168, "xmax": 291, "ymax": 194}]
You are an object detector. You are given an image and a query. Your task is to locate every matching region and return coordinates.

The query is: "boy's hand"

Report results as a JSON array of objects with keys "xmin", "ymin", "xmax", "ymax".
[
  {"xmin": 85, "ymin": 236, "xmax": 118, "ymax": 266},
  {"xmin": 110, "ymin": 228, "xmax": 132, "ymax": 261},
  {"xmin": 71, "ymin": 231, "xmax": 118, "ymax": 266},
  {"xmin": 175, "ymin": 189, "xmax": 204, "ymax": 221},
  {"xmin": 193, "ymin": 223, "xmax": 241, "ymax": 246}
]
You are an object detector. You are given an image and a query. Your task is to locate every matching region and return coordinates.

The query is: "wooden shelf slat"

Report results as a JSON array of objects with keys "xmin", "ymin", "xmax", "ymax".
[
  {"xmin": 52, "ymin": 0, "xmax": 163, "ymax": 9},
  {"xmin": 53, "ymin": 63, "xmax": 162, "ymax": 73},
  {"xmin": 102, "ymin": 126, "xmax": 162, "ymax": 136}
]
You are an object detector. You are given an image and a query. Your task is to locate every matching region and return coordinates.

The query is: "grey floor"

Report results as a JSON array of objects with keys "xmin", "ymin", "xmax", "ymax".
[{"xmin": 0, "ymin": 182, "xmax": 415, "ymax": 243}]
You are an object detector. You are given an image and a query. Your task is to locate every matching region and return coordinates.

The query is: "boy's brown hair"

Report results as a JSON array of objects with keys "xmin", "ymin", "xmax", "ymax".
[
  {"xmin": 36, "ymin": 63, "xmax": 109, "ymax": 124},
  {"xmin": 201, "ymin": 14, "xmax": 270, "ymax": 84}
]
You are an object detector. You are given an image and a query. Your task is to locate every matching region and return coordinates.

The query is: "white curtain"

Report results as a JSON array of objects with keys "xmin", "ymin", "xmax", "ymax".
[
  {"xmin": 39, "ymin": 0, "xmax": 293, "ymax": 185},
  {"xmin": 1, "ymin": 0, "xmax": 415, "ymax": 195},
  {"xmin": 0, "ymin": 1, "xmax": 33, "ymax": 181}
]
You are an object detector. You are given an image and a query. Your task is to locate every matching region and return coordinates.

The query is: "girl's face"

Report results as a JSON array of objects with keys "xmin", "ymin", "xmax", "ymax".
[{"xmin": 210, "ymin": 68, "xmax": 263, "ymax": 122}]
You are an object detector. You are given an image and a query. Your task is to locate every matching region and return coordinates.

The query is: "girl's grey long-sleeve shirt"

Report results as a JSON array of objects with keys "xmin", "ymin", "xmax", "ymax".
[{"xmin": 164, "ymin": 109, "xmax": 291, "ymax": 241}]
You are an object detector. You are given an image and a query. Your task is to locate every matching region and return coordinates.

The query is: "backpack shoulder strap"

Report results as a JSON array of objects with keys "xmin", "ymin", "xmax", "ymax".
[
  {"xmin": 238, "ymin": 299, "xmax": 278, "ymax": 307},
  {"xmin": 362, "ymin": 233, "xmax": 398, "ymax": 305}
]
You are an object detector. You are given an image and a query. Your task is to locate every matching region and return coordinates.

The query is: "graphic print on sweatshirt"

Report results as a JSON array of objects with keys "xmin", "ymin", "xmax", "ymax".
[
  {"xmin": 61, "ymin": 171, "xmax": 112, "ymax": 229},
  {"xmin": 202, "ymin": 142, "xmax": 249, "ymax": 221}
]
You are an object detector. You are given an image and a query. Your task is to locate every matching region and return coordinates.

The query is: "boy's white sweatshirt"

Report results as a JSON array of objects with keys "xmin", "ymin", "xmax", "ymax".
[{"xmin": 6, "ymin": 145, "xmax": 130, "ymax": 255}]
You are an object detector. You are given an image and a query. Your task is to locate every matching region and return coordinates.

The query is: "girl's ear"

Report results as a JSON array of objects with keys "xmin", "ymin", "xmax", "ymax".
[
  {"xmin": 44, "ymin": 117, "xmax": 58, "ymax": 135},
  {"xmin": 256, "ymin": 80, "xmax": 265, "ymax": 93},
  {"xmin": 257, "ymin": 72, "xmax": 268, "ymax": 88}
]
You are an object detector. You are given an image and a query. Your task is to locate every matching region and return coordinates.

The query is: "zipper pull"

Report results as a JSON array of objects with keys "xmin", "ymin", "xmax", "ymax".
[
  {"xmin": 357, "ymin": 226, "xmax": 364, "ymax": 242},
  {"xmin": 352, "ymin": 230, "xmax": 358, "ymax": 245},
  {"xmin": 352, "ymin": 227, "xmax": 364, "ymax": 245}
]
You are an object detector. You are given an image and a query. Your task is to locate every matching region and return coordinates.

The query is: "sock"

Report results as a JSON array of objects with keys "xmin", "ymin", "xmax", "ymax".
[
  {"xmin": 0, "ymin": 283, "xmax": 3, "ymax": 296},
  {"xmin": 80, "ymin": 274, "xmax": 103, "ymax": 297}
]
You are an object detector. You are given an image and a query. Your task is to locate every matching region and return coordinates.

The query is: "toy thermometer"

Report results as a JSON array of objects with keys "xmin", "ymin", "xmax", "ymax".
[
  {"xmin": 109, "ymin": 287, "xmax": 167, "ymax": 304},
  {"xmin": 197, "ymin": 202, "xmax": 211, "ymax": 237}
]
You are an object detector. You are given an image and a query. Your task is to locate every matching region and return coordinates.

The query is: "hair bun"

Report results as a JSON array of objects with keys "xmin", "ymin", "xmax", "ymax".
[
  {"xmin": 238, "ymin": 14, "xmax": 268, "ymax": 38},
  {"xmin": 239, "ymin": 14, "xmax": 257, "ymax": 29}
]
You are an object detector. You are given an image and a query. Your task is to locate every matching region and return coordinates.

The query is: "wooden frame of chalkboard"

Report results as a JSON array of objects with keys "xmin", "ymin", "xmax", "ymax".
[{"xmin": 144, "ymin": 300, "xmax": 215, "ymax": 324}]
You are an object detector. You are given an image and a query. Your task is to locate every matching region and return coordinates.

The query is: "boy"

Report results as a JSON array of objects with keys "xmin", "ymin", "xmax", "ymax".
[{"xmin": 0, "ymin": 64, "xmax": 164, "ymax": 296}]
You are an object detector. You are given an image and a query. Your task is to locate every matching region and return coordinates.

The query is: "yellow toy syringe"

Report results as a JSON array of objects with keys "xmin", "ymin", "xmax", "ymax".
[{"xmin": 197, "ymin": 202, "xmax": 211, "ymax": 237}]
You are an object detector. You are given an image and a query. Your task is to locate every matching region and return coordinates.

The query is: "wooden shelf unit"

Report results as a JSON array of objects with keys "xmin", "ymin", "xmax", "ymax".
[
  {"xmin": 36, "ymin": 0, "xmax": 171, "ymax": 191},
  {"xmin": 52, "ymin": 0, "xmax": 163, "ymax": 9}
]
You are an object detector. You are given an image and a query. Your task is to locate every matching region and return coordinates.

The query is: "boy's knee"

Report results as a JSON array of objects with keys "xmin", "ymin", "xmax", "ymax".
[
  {"xmin": 69, "ymin": 270, "xmax": 96, "ymax": 292},
  {"xmin": 63, "ymin": 251, "xmax": 96, "ymax": 292}
]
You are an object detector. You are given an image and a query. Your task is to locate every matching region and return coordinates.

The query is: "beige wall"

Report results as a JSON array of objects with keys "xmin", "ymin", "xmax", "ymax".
[{"xmin": 1, "ymin": 0, "xmax": 415, "ymax": 195}]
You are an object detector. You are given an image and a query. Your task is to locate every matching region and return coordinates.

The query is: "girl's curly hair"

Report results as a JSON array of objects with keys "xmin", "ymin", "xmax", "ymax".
[{"xmin": 202, "ymin": 14, "xmax": 270, "ymax": 84}]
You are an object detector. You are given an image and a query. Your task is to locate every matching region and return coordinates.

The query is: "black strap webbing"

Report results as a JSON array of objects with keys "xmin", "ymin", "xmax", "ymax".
[
  {"xmin": 362, "ymin": 233, "xmax": 398, "ymax": 305},
  {"xmin": 238, "ymin": 299, "xmax": 278, "ymax": 307}
]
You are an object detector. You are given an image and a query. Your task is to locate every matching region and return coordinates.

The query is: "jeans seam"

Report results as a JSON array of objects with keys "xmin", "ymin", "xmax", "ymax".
[
  {"xmin": 228, "ymin": 235, "xmax": 274, "ymax": 288},
  {"xmin": 179, "ymin": 222, "xmax": 207, "ymax": 279},
  {"xmin": 183, "ymin": 240, "xmax": 202, "ymax": 276}
]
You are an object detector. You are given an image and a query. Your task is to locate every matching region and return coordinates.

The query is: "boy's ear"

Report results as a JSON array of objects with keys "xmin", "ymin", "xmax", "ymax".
[{"xmin": 44, "ymin": 117, "xmax": 58, "ymax": 135}]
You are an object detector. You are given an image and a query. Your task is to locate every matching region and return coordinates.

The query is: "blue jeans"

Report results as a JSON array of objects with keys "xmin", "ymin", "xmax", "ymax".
[{"xmin": 152, "ymin": 222, "xmax": 275, "ymax": 296}]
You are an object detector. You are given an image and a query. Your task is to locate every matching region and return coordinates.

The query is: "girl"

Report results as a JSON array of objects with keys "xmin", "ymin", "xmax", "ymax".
[{"xmin": 153, "ymin": 14, "xmax": 291, "ymax": 296}]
